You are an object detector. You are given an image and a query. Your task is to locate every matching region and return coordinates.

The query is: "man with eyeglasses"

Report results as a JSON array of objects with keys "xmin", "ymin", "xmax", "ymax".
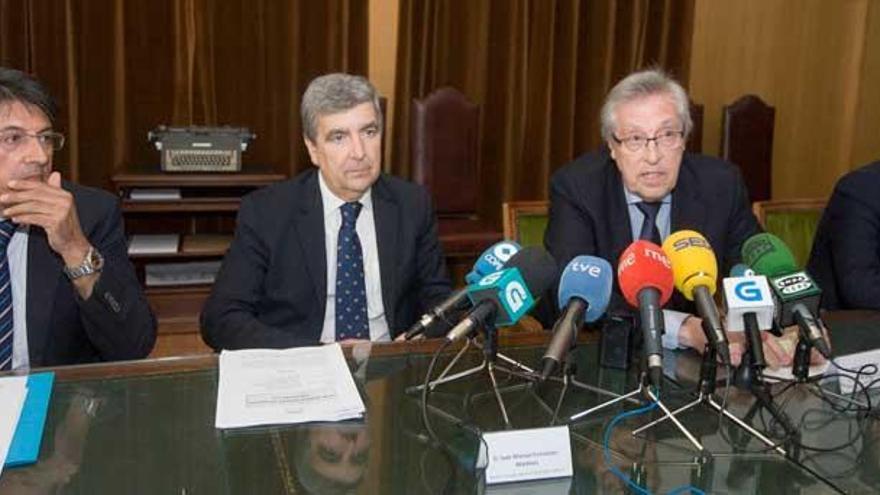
[
  {"xmin": 544, "ymin": 69, "xmax": 783, "ymax": 366},
  {"xmin": 0, "ymin": 67, "xmax": 155, "ymax": 369}
]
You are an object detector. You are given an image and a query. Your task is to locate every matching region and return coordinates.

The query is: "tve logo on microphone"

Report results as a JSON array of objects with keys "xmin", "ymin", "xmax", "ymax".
[{"xmin": 722, "ymin": 275, "xmax": 774, "ymax": 332}]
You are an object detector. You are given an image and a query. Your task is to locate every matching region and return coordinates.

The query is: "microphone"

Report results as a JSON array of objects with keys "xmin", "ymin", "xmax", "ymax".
[
  {"xmin": 464, "ymin": 241, "xmax": 523, "ymax": 285},
  {"xmin": 662, "ymin": 230, "xmax": 732, "ymax": 366},
  {"xmin": 617, "ymin": 240, "xmax": 674, "ymax": 388},
  {"xmin": 741, "ymin": 233, "xmax": 831, "ymax": 358},
  {"xmin": 540, "ymin": 256, "xmax": 613, "ymax": 380},
  {"xmin": 445, "ymin": 247, "xmax": 558, "ymax": 342},
  {"xmin": 405, "ymin": 241, "xmax": 522, "ymax": 339},
  {"xmin": 722, "ymin": 269, "xmax": 775, "ymax": 371}
]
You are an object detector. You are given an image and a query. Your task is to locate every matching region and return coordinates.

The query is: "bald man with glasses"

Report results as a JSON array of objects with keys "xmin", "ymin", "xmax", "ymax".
[{"xmin": 0, "ymin": 67, "xmax": 155, "ymax": 369}]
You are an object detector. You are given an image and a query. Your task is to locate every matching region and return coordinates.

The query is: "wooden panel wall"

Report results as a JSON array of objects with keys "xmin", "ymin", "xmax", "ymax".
[{"xmin": 689, "ymin": 0, "xmax": 880, "ymax": 199}]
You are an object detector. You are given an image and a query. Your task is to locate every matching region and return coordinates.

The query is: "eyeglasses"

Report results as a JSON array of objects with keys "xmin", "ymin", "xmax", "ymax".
[
  {"xmin": 612, "ymin": 129, "xmax": 684, "ymax": 152},
  {"xmin": 0, "ymin": 129, "xmax": 66, "ymax": 153}
]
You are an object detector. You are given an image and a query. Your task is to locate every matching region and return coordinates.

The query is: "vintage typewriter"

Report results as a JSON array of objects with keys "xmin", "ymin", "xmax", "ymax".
[{"xmin": 148, "ymin": 126, "xmax": 256, "ymax": 172}]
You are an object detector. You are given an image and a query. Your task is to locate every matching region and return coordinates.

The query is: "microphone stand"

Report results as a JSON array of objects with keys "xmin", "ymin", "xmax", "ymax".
[
  {"xmin": 406, "ymin": 324, "xmax": 538, "ymax": 429},
  {"xmin": 567, "ymin": 366, "xmax": 708, "ymax": 453},
  {"xmin": 774, "ymin": 330, "xmax": 870, "ymax": 410},
  {"xmin": 630, "ymin": 342, "xmax": 788, "ymax": 456}
]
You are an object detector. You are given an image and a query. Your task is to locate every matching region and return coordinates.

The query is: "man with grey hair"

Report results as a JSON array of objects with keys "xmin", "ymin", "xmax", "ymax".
[
  {"xmin": 202, "ymin": 73, "xmax": 452, "ymax": 349},
  {"xmin": 544, "ymin": 68, "xmax": 777, "ymax": 366}
]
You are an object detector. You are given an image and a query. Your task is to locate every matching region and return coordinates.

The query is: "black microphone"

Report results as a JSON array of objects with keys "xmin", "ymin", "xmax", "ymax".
[
  {"xmin": 446, "ymin": 247, "xmax": 557, "ymax": 342},
  {"xmin": 404, "ymin": 241, "xmax": 522, "ymax": 340}
]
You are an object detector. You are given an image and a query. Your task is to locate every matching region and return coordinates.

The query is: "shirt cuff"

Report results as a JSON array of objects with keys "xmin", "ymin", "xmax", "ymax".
[{"xmin": 662, "ymin": 309, "xmax": 690, "ymax": 350}]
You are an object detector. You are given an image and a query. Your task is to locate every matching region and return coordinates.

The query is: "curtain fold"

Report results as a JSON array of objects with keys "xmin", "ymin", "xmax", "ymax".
[
  {"xmin": 393, "ymin": 0, "xmax": 694, "ymax": 227},
  {"xmin": 0, "ymin": 0, "xmax": 368, "ymax": 188}
]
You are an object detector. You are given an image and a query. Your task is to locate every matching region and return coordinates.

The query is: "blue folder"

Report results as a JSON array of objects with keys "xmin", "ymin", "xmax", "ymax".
[{"xmin": 4, "ymin": 372, "xmax": 54, "ymax": 467}]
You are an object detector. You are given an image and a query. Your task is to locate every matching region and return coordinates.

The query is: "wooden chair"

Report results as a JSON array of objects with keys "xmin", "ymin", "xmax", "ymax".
[
  {"xmin": 411, "ymin": 88, "xmax": 503, "ymax": 283},
  {"xmin": 722, "ymin": 95, "xmax": 775, "ymax": 202},
  {"xmin": 502, "ymin": 201, "xmax": 549, "ymax": 248},
  {"xmin": 753, "ymin": 198, "xmax": 827, "ymax": 267}
]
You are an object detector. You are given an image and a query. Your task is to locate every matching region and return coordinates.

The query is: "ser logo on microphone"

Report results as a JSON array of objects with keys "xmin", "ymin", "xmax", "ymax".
[
  {"xmin": 671, "ymin": 236, "xmax": 711, "ymax": 251},
  {"xmin": 733, "ymin": 280, "xmax": 763, "ymax": 302}
]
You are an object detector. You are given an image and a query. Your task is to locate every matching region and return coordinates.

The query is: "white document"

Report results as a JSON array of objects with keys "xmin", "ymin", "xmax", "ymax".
[
  {"xmin": 762, "ymin": 362, "xmax": 830, "ymax": 382},
  {"xmin": 215, "ymin": 344, "xmax": 365, "ymax": 429},
  {"xmin": 0, "ymin": 376, "xmax": 28, "ymax": 476},
  {"xmin": 830, "ymin": 349, "xmax": 880, "ymax": 394}
]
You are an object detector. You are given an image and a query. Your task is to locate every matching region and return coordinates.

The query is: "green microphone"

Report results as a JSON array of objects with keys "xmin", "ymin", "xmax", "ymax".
[
  {"xmin": 741, "ymin": 233, "xmax": 798, "ymax": 277},
  {"xmin": 741, "ymin": 233, "xmax": 831, "ymax": 358}
]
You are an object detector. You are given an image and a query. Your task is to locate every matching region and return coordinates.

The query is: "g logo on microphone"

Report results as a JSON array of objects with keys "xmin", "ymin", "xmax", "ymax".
[
  {"xmin": 504, "ymin": 281, "xmax": 527, "ymax": 313},
  {"xmin": 734, "ymin": 280, "xmax": 762, "ymax": 302}
]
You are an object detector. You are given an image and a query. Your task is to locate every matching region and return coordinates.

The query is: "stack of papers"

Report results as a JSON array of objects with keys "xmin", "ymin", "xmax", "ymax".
[
  {"xmin": 129, "ymin": 188, "xmax": 182, "ymax": 201},
  {"xmin": 128, "ymin": 234, "xmax": 180, "ymax": 255},
  {"xmin": 215, "ymin": 344, "xmax": 365, "ymax": 429},
  {"xmin": 0, "ymin": 377, "xmax": 28, "ymax": 476}
]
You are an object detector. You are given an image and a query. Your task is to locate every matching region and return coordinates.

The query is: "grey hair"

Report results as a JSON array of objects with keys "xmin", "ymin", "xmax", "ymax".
[
  {"xmin": 300, "ymin": 73, "xmax": 382, "ymax": 142},
  {"xmin": 599, "ymin": 69, "xmax": 692, "ymax": 142}
]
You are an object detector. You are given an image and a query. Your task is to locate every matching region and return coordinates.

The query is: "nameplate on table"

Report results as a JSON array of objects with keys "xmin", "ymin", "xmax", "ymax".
[{"xmin": 479, "ymin": 425, "xmax": 572, "ymax": 485}]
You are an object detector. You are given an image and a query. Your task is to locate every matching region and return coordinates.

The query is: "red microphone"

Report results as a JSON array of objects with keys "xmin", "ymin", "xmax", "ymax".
[{"xmin": 617, "ymin": 240, "xmax": 674, "ymax": 388}]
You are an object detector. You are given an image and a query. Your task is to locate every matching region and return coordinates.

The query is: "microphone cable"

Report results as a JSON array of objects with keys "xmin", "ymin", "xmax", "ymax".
[{"xmin": 602, "ymin": 388, "xmax": 708, "ymax": 495}]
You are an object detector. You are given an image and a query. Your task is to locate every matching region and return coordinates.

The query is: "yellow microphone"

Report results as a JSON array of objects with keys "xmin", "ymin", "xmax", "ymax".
[{"xmin": 662, "ymin": 230, "xmax": 730, "ymax": 365}]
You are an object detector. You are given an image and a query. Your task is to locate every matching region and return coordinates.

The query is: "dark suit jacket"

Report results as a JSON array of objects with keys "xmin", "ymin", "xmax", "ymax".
[
  {"xmin": 808, "ymin": 161, "xmax": 880, "ymax": 310},
  {"xmin": 200, "ymin": 169, "xmax": 452, "ymax": 349},
  {"xmin": 27, "ymin": 182, "xmax": 156, "ymax": 366},
  {"xmin": 544, "ymin": 149, "xmax": 760, "ymax": 318}
]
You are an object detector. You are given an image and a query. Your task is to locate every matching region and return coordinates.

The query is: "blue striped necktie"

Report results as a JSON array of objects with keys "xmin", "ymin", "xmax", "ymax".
[
  {"xmin": 0, "ymin": 220, "xmax": 16, "ymax": 371},
  {"xmin": 335, "ymin": 202, "xmax": 369, "ymax": 341}
]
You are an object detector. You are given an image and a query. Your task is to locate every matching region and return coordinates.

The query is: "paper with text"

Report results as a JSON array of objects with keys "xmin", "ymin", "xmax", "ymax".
[{"xmin": 215, "ymin": 344, "xmax": 365, "ymax": 429}]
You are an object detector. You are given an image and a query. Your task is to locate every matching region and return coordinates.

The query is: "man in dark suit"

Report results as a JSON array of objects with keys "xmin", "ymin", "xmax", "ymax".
[
  {"xmin": 0, "ymin": 67, "xmax": 156, "ymax": 369},
  {"xmin": 808, "ymin": 160, "xmax": 880, "ymax": 310},
  {"xmin": 201, "ymin": 73, "xmax": 452, "ymax": 349},
  {"xmin": 545, "ymin": 68, "xmax": 790, "ymax": 365}
]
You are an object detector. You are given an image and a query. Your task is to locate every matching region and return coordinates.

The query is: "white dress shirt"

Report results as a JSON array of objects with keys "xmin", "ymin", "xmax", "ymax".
[
  {"xmin": 318, "ymin": 173, "xmax": 391, "ymax": 343},
  {"xmin": 3, "ymin": 222, "xmax": 30, "ymax": 370}
]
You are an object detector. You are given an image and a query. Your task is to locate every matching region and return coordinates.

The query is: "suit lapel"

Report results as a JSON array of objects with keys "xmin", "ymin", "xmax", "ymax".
[
  {"xmin": 605, "ymin": 162, "xmax": 635, "ymax": 257},
  {"xmin": 294, "ymin": 171, "xmax": 328, "ymax": 312},
  {"xmin": 670, "ymin": 154, "xmax": 707, "ymax": 233},
  {"xmin": 25, "ymin": 227, "xmax": 61, "ymax": 364},
  {"xmin": 372, "ymin": 177, "xmax": 399, "ymax": 330}
]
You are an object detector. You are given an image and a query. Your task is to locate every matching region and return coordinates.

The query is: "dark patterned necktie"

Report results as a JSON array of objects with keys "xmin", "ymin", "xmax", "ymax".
[
  {"xmin": 636, "ymin": 201, "xmax": 662, "ymax": 245},
  {"xmin": 0, "ymin": 220, "xmax": 16, "ymax": 370},
  {"xmin": 335, "ymin": 202, "xmax": 369, "ymax": 340}
]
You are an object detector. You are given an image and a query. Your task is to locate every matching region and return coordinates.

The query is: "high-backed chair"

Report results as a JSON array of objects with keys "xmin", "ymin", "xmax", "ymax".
[
  {"xmin": 502, "ymin": 201, "xmax": 549, "ymax": 248},
  {"xmin": 411, "ymin": 88, "xmax": 502, "ymax": 281},
  {"xmin": 753, "ymin": 198, "xmax": 826, "ymax": 267},
  {"xmin": 722, "ymin": 95, "xmax": 775, "ymax": 202}
]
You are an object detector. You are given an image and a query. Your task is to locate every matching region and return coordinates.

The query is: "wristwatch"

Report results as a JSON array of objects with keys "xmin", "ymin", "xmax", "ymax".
[{"xmin": 64, "ymin": 246, "xmax": 105, "ymax": 280}]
